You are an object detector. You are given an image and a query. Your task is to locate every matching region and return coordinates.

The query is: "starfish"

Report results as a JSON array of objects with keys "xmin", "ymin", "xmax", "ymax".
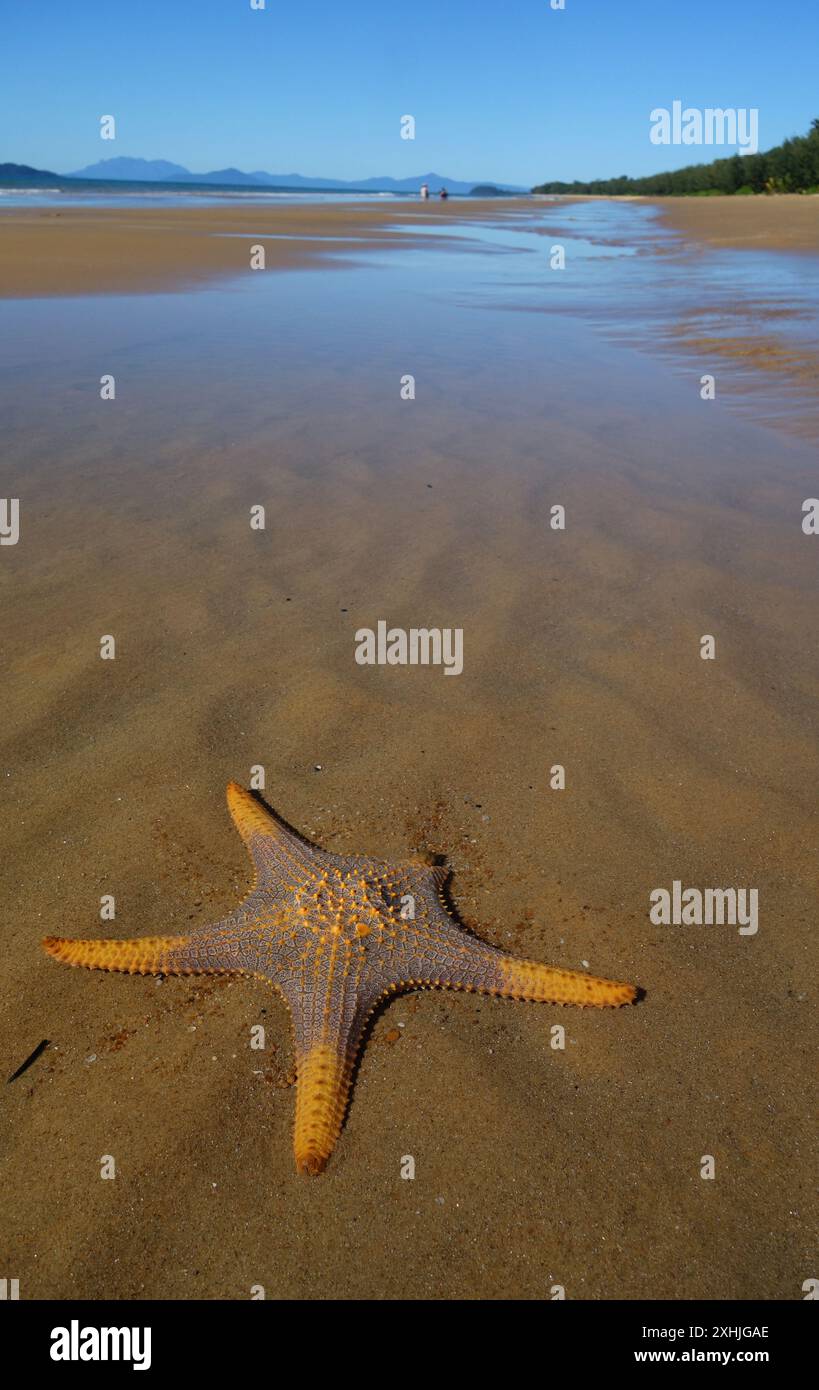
[{"xmin": 43, "ymin": 784, "xmax": 639, "ymax": 1175}]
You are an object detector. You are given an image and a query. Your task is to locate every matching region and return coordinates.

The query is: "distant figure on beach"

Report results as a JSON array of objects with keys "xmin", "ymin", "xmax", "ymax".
[
  {"xmin": 439, "ymin": 186, "xmax": 449, "ymax": 200},
  {"xmin": 420, "ymin": 182, "xmax": 429, "ymax": 200}
]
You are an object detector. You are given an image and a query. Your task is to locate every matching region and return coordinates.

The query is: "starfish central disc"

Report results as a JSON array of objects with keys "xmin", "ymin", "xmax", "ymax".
[{"xmin": 294, "ymin": 871, "xmax": 401, "ymax": 945}]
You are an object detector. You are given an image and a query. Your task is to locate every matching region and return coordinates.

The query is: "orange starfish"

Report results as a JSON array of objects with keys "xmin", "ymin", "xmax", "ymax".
[{"xmin": 43, "ymin": 784, "xmax": 639, "ymax": 1175}]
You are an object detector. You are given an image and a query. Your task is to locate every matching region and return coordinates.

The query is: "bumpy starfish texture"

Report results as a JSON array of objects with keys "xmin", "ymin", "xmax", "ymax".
[{"xmin": 43, "ymin": 784, "xmax": 638, "ymax": 1175}]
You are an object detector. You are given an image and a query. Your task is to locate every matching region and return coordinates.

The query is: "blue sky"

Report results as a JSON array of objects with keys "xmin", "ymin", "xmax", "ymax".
[{"xmin": 3, "ymin": 0, "xmax": 816, "ymax": 184}]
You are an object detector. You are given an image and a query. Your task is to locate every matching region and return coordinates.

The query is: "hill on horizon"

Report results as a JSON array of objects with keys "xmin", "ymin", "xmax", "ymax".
[
  {"xmin": 66, "ymin": 156, "xmax": 527, "ymax": 194},
  {"xmin": 0, "ymin": 161, "xmax": 63, "ymax": 186}
]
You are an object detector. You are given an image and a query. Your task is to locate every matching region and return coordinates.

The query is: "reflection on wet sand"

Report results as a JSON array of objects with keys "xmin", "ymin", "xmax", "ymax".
[{"xmin": 0, "ymin": 201, "xmax": 816, "ymax": 1299}]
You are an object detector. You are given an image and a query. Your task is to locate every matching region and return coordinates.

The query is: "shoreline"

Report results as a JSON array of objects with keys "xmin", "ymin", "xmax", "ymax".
[{"xmin": 2, "ymin": 194, "xmax": 817, "ymax": 300}]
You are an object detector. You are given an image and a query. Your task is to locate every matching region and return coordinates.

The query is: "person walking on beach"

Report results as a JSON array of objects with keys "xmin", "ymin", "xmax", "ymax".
[
  {"xmin": 439, "ymin": 186, "xmax": 449, "ymax": 200},
  {"xmin": 420, "ymin": 182, "xmax": 429, "ymax": 200}
]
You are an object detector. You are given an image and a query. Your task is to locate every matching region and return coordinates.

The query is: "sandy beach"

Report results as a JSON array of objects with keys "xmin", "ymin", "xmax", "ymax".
[
  {"xmin": 1, "ymin": 195, "xmax": 816, "ymax": 1301},
  {"xmin": 0, "ymin": 199, "xmax": 534, "ymax": 297},
  {"xmin": 0, "ymin": 195, "xmax": 817, "ymax": 300},
  {"xmin": 644, "ymin": 193, "xmax": 819, "ymax": 253}
]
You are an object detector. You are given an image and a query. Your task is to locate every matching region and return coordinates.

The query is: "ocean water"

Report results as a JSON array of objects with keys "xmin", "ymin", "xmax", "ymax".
[{"xmin": 0, "ymin": 185, "xmax": 425, "ymax": 209}]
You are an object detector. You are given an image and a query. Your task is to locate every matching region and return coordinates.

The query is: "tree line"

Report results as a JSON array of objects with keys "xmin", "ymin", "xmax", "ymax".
[{"xmin": 532, "ymin": 119, "xmax": 819, "ymax": 196}]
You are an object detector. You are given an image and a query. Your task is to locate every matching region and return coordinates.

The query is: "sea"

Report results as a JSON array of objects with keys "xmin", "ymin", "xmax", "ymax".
[{"xmin": 0, "ymin": 178, "xmax": 480, "ymax": 209}]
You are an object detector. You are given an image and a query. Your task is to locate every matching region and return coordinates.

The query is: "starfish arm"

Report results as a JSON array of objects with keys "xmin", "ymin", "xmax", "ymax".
[
  {"xmin": 42, "ymin": 933, "xmax": 202, "ymax": 976},
  {"xmin": 292, "ymin": 1036, "xmax": 359, "ymax": 1177},
  {"xmin": 398, "ymin": 926, "xmax": 637, "ymax": 1008},
  {"xmin": 42, "ymin": 909, "xmax": 276, "ymax": 979},
  {"xmin": 280, "ymin": 948, "xmax": 374, "ymax": 1176},
  {"xmin": 225, "ymin": 782, "xmax": 328, "ymax": 888},
  {"xmin": 483, "ymin": 951, "xmax": 637, "ymax": 1008}
]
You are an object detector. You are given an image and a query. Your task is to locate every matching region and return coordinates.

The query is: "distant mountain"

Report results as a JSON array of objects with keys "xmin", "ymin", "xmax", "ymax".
[
  {"xmin": 195, "ymin": 166, "xmax": 264, "ymax": 185},
  {"xmin": 69, "ymin": 157, "xmax": 191, "ymax": 181},
  {"xmin": 0, "ymin": 161, "xmax": 63, "ymax": 186},
  {"xmin": 65, "ymin": 156, "xmax": 527, "ymax": 194}
]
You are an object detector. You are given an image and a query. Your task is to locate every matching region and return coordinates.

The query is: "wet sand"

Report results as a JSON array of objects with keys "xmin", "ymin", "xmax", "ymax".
[
  {"xmin": 0, "ymin": 202, "xmax": 816, "ymax": 1301},
  {"xmin": 526, "ymin": 196, "xmax": 819, "ymax": 442},
  {"xmin": 0, "ymin": 199, "xmax": 535, "ymax": 297},
  {"xmin": 644, "ymin": 193, "xmax": 819, "ymax": 254},
  {"xmin": 1, "ymin": 194, "xmax": 815, "ymax": 301}
]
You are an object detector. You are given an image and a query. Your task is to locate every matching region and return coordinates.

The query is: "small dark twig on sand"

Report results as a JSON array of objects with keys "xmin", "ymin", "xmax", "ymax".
[{"xmin": 6, "ymin": 1038, "xmax": 50, "ymax": 1084}]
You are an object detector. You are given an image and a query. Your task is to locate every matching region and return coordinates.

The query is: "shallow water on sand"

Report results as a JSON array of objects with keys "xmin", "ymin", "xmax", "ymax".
[{"xmin": 1, "ymin": 205, "xmax": 816, "ymax": 1300}]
